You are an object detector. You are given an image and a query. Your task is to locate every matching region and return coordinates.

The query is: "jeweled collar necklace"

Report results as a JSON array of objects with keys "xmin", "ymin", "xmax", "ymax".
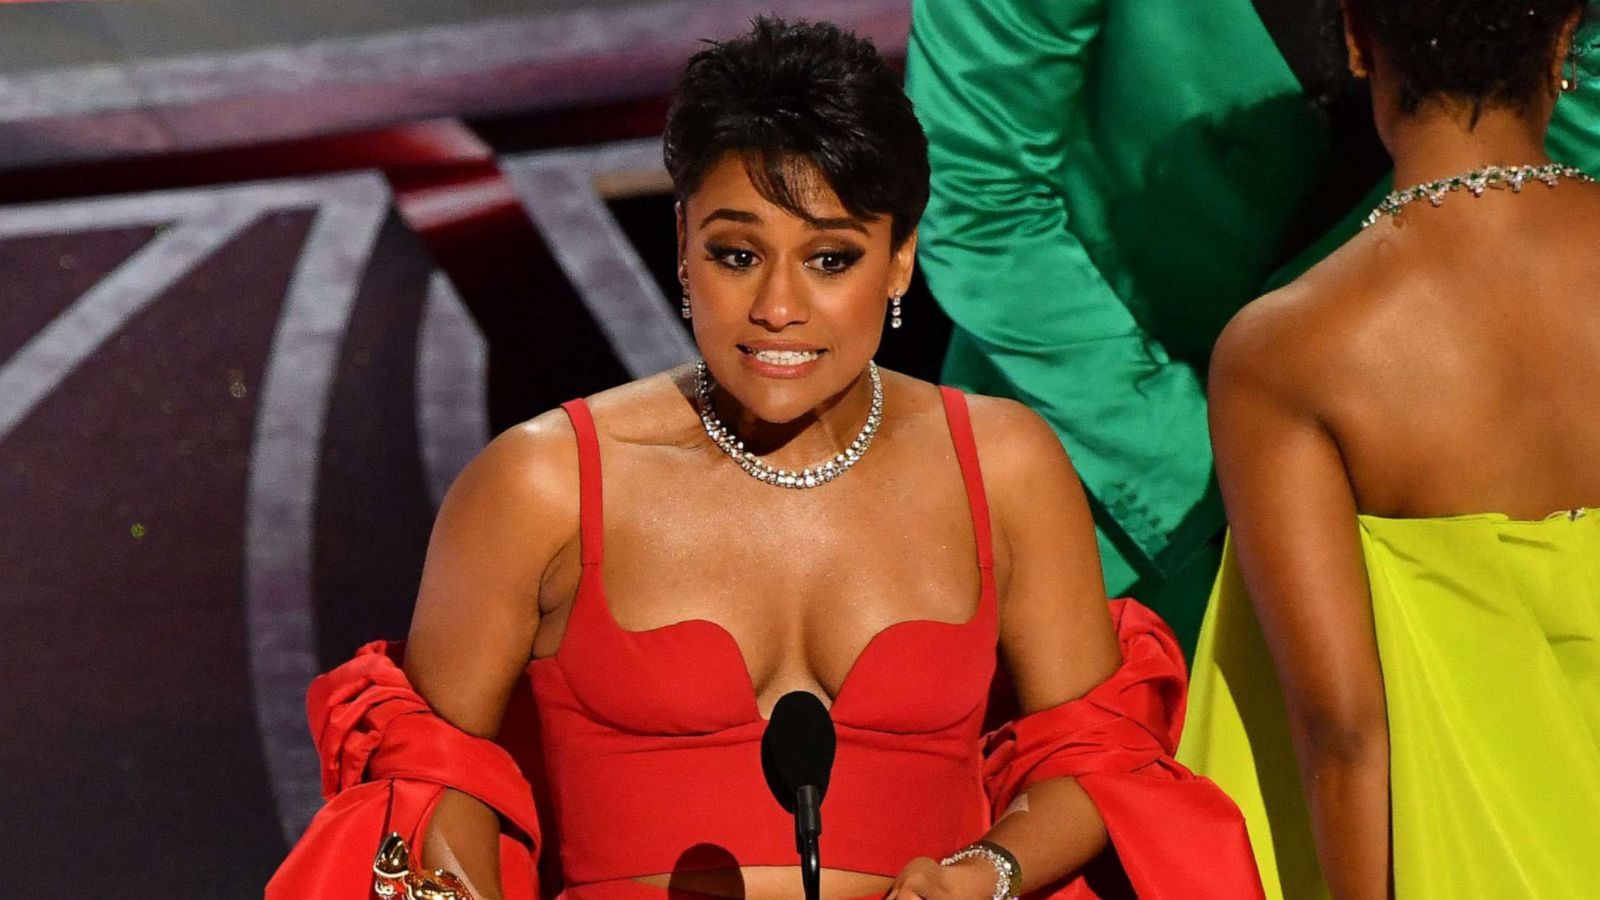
[
  {"xmin": 1363, "ymin": 162, "xmax": 1595, "ymax": 228},
  {"xmin": 693, "ymin": 359, "xmax": 883, "ymax": 490}
]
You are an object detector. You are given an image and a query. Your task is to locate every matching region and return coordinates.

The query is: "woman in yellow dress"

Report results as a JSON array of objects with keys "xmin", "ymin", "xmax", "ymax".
[{"xmin": 1177, "ymin": 1, "xmax": 1600, "ymax": 898}]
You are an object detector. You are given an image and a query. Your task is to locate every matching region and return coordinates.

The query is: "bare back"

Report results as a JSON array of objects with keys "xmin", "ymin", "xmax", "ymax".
[
  {"xmin": 1260, "ymin": 182, "xmax": 1600, "ymax": 519},
  {"xmin": 1203, "ymin": 181, "xmax": 1600, "ymax": 900}
]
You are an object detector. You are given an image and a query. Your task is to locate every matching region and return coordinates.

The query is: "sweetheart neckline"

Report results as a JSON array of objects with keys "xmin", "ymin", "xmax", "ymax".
[
  {"xmin": 531, "ymin": 563, "xmax": 996, "ymax": 724},
  {"xmin": 542, "ymin": 387, "xmax": 998, "ymax": 725}
]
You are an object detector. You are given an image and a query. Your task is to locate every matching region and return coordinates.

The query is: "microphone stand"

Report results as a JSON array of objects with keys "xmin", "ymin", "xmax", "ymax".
[
  {"xmin": 761, "ymin": 690, "xmax": 835, "ymax": 900},
  {"xmin": 795, "ymin": 784, "xmax": 822, "ymax": 900}
]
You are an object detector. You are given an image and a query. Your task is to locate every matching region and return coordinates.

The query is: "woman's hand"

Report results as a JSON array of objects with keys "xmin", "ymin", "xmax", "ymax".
[{"xmin": 885, "ymin": 856, "xmax": 997, "ymax": 900}]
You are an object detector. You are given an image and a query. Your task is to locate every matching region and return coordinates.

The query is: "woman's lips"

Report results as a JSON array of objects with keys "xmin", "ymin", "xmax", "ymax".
[{"xmin": 738, "ymin": 344, "xmax": 825, "ymax": 378}]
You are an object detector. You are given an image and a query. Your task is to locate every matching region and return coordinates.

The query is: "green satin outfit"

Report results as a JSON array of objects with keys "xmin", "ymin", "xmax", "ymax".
[
  {"xmin": 906, "ymin": 0, "xmax": 1330, "ymax": 645},
  {"xmin": 1180, "ymin": 513, "xmax": 1600, "ymax": 898},
  {"xmin": 907, "ymin": 2, "xmax": 1600, "ymax": 650}
]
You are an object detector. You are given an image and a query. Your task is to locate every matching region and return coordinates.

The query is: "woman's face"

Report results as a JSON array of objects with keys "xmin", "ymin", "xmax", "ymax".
[{"xmin": 678, "ymin": 154, "xmax": 916, "ymax": 425}]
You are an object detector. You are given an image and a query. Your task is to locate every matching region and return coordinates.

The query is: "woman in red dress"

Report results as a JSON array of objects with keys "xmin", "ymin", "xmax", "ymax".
[{"xmin": 271, "ymin": 19, "xmax": 1259, "ymax": 900}]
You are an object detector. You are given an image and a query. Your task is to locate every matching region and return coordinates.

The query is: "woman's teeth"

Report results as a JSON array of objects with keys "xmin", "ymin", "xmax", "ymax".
[{"xmin": 749, "ymin": 348, "xmax": 820, "ymax": 365}]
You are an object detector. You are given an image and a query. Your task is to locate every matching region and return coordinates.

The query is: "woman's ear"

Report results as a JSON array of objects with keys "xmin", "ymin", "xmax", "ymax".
[
  {"xmin": 675, "ymin": 201, "xmax": 688, "ymax": 282},
  {"xmin": 1553, "ymin": 9, "xmax": 1583, "ymax": 92},
  {"xmin": 892, "ymin": 227, "xmax": 919, "ymax": 297},
  {"xmin": 1342, "ymin": 2, "xmax": 1370, "ymax": 79}
]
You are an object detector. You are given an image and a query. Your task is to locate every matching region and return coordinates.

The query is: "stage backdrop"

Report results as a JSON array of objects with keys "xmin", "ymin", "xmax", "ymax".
[{"xmin": 0, "ymin": 2, "xmax": 951, "ymax": 894}]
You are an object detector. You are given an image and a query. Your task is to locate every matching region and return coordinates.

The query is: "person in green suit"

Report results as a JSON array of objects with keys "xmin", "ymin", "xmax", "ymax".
[{"xmin": 905, "ymin": 0, "xmax": 1600, "ymax": 650}]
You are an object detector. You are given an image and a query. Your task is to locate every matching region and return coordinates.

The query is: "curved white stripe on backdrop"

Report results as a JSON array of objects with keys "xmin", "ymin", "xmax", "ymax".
[
  {"xmin": 416, "ymin": 271, "xmax": 490, "ymax": 509},
  {"xmin": 241, "ymin": 175, "xmax": 393, "ymax": 842}
]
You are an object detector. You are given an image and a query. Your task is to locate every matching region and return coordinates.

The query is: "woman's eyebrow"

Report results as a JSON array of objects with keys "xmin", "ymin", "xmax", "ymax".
[
  {"xmin": 805, "ymin": 217, "xmax": 870, "ymax": 235},
  {"xmin": 699, "ymin": 208, "xmax": 870, "ymax": 236},
  {"xmin": 700, "ymin": 208, "xmax": 761, "ymax": 227}
]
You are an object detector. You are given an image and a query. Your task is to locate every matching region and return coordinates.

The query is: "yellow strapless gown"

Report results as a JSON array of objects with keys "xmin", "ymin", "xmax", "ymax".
[{"xmin": 1178, "ymin": 510, "xmax": 1600, "ymax": 898}]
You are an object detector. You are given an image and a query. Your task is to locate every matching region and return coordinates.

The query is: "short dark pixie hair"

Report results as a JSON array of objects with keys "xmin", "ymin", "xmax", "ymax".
[
  {"xmin": 664, "ymin": 17, "xmax": 930, "ymax": 249},
  {"xmin": 1338, "ymin": 0, "xmax": 1590, "ymax": 116}
]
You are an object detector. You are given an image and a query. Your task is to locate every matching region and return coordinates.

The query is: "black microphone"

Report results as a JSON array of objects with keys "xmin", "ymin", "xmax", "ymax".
[{"xmin": 761, "ymin": 691, "xmax": 837, "ymax": 900}]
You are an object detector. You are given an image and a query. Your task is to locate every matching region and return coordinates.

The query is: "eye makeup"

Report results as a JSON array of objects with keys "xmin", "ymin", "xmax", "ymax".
[
  {"xmin": 704, "ymin": 242, "xmax": 759, "ymax": 270},
  {"xmin": 807, "ymin": 247, "xmax": 865, "ymax": 275}
]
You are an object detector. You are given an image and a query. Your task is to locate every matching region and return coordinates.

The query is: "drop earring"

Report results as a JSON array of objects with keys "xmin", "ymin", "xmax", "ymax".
[
  {"xmin": 679, "ymin": 264, "xmax": 692, "ymax": 320},
  {"xmin": 889, "ymin": 292, "xmax": 904, "ymax": 329}
]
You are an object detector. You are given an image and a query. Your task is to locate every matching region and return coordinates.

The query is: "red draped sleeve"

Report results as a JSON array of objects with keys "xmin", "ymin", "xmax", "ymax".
[
  {"xmin": 266, "ymin": 641, "xmax": 542, "ymax": 900},
  {"xmin": 982, "ymin": 600, "xmax": 1264, "ymax": 900}
]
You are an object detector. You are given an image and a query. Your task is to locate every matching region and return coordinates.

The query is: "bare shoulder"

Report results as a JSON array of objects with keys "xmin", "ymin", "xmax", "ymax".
[
  {"xmin": 956, "ymin": 393, "xmax": 1112, "ymax": 685},
  {"xmin": 959, "ymin": 392, "xmax": 1081, "ymax": 505},
  {"xmin": 876, "ymin": 371, "xmax": 1069, "ymax": 491},
  {"xmin": 453, "ymin": 368, "xmax": 696, "ymax": 523},
  {"xmin": 413, "ymin": 405, "xmax": 585, "ymax": 633},
  {"xmin": 963, "ymin": 393, "xmax": 1072, "ymax": 466},
  {"xmin": 443, "ymin": 406, "xmax": 581, "ymax": 532},
  {"xmin": 577, "ymin": 367, "xmax": 699, "ymax": 447},
  {"xmin": 1211, "ymin": 233, "xmax": 1396, "ymax": 413},
  {"xmin": 879, "ymin": 367, "xmax": 971, "ymax": 433}
]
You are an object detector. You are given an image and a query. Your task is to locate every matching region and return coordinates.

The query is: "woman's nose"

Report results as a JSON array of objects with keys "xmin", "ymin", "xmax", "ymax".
[{"xmin": 748, "ymin": 265, "xmax": 810, "ymax": 331}]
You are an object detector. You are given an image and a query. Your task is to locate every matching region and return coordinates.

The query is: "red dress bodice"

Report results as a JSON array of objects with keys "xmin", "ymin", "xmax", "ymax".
[{"xmin": 531, "ymin": 388, "xmax": 998, "ymax": 886}]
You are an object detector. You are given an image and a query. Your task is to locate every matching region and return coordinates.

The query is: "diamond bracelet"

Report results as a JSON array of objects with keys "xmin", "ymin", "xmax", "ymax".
[{"xmin": 940, "ymin": 840, "xmax": 1022, "ymax": 900}]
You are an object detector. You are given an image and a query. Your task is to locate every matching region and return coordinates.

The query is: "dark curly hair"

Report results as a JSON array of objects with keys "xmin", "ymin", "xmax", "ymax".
[
  {"xmin": 663, "ymin": 17, "xmax": 929, "ymax": 248},
  {"xmin": 1336, "ymin": 0, "xmax": 1589, "ymax": 115}
]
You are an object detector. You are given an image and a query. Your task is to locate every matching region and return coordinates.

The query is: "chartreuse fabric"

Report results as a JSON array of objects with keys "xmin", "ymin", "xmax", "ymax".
[
  {"xmin": 906, "ymin": 0, "xmax": 1600, "ymax": 652},
  {"xmin": 1179, "ymin": 511, "xmax": 1600, "ymax": 898}
]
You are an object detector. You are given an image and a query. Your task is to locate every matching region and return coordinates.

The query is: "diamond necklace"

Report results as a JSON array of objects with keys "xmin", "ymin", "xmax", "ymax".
[
  {"xmin": 1363, "ymin": 162, "xmax": 1595, "ymax": 228},
  {"xmin": 694, "ymin": 359, "xmax": 883, "ymax": 489}
]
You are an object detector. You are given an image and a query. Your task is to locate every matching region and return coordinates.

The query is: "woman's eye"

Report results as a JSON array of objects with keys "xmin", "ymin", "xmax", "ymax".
[
  {"xmin": 710, "ymin": 247, "xmax": 758, "ymax": 269},
  {"xmin": 809, "ymin": 251, "xmax": 861, "ymax": 274}
]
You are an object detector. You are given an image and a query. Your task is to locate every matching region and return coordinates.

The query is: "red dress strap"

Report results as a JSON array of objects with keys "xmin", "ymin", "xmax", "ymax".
[
  {"xmin": 560, "ymin": 399, "xmax": 604, "ymax": 566},
  {"xmin": 938, "ymin": 387, "xmax": 995, "ymax": 571}
]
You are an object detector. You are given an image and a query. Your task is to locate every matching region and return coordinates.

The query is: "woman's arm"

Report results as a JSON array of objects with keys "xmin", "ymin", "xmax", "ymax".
[
  {"xmin": 1208, "ymin": 299, "xmax": 1389, "ymax": 900},
  {"xmin": 977, "ymin": 399, "xmax": 1122, "ymax": 889},
  {"xmin": 891, "ymin": 398, "xmax": 1121, "ymax": 899},
  {"xmin": 906, "ymin": 0, "xmax": 1216, "ymax": 578},
  {"xmin": 402, "ymin": 413, "xmax": 581, "ymax": 900}
]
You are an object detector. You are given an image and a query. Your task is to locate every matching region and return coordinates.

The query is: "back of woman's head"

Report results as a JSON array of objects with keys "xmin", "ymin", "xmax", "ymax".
[
  {"xmin": 664, "ymin": 17, "xmax": 929, "ymax": 248},
  {"xmin": 1341, "ymin": 0, "xmax": 1589, "ymax": 115}
]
